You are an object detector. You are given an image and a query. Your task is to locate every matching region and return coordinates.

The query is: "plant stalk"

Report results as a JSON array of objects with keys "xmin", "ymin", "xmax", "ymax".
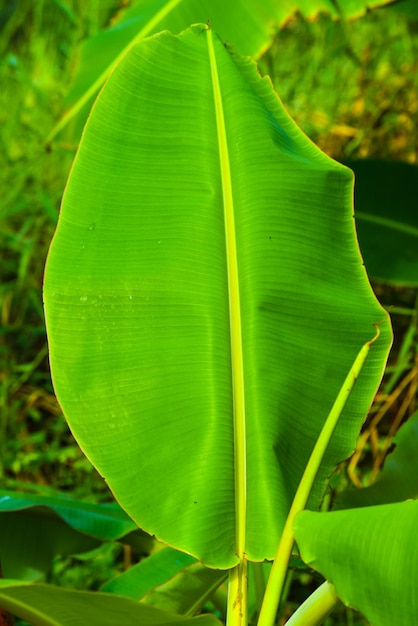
[
  {"xmin": 257, "ymin": 325, "xmax": 382, "ymax": 626},
  {"xmin": 285, "ymin": 581, "xmax": 340, "ymax": 626},
  {"xmin": 227, "ymin": 560, "xmax": 248, "ymax": 626}
]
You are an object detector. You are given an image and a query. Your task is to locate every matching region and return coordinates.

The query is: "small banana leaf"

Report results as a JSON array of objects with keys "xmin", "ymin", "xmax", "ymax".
[
  {"xmin": 101, "ymin": 547, "xmax": 197, "ymax": 600},
  {"xmin": 0, "ymin": 580, "xmax": 222, "ymax": 626},
  {"xmin": 0, "ymin": 490, "xmax": 152, "ymax": 580},
  {"xmin": 0, "ymin": 490, "xmax": 137, "ymax": 539},
  {"xmin": 102, "ymin": 547, "xmax": 227, "ymax": 615},
  {"xmin": 294, "ymin": 500, "xmax": 418, "ymax": 626}
]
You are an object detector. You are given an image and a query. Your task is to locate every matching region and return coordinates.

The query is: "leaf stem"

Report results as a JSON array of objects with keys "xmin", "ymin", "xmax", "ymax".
[
  {"xmin": 257, "ymin": 325, "xmax": 382, "ymax": 626},
  {"xmin": 285, "ymin": 582, "xmax": 340, "ymax": 626},
  {"xmin": 227, "ymin": 561, "xmax": 248, "ymax": 626}
]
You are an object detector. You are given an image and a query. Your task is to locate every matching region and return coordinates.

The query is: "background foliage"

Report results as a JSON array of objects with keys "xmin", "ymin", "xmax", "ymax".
[{"xmin": 1, "ymin": 1, "xmax": 417, "ymax": 623}]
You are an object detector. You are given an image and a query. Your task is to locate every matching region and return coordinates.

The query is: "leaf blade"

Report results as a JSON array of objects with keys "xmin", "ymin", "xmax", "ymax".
[
  {"xmin": 0, "ymin": 580, "xmax": 223, "ymax": 626},
  {"xmin": 44, "ymin": 25, "xmax": 391, "ymax": 568},
  {"xmin": 294, "ymin": 501, "xmax": 418, "ymax": 626}
]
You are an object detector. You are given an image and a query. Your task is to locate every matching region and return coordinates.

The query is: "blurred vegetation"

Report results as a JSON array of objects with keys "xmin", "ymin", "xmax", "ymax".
[
  {"xmin": 268, "ymin": 7, "xmax": 418, "ymax": 485},
  {"xmin": 269, "ymin": 7, "xmax": 418, "ymax": 163},
  {"xmin": 1, "ymin": 0, "xmax": 417, "ymax": 620},
  {"xmin": 0, "ymin": 0, "xmax": 122, "ymax": 498}
]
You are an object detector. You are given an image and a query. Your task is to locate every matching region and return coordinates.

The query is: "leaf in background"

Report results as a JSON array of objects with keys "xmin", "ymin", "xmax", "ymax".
[
  {"xmin": 44, "ymin": 25, "xmax": 391, "ymax": 569},
  {"xmin": 294, "ymin": 500, "xmax": 418, "ymax": 626},
  {"xmin": 0, "ymin": 511, "xmax": 99, "ymax": 581},
  {"xmin": 0, "ymin": 490, "xmax": 152, "ymax": 580},
  {"xmin": 0, "ymin": 490, "xmax": 137, "ymax": 540},
  {"xmin": 335, "ymin": 410, "xmax": 418, "ymax": 509},
  {"xmin": 48, "ymin": 0, "xmax": 398, "ymax": 142},
  {"xmin": 345, "ymin": 159, "xmax": 418, "ymax": 286},
  {"xmin": 388, "ymin": 0, "xmax": 418, "ymax": 18},
  {"xmin": 101, "ymin": 547, "xmax": 197, "ymax": 600},
  {"xmin": 103, "ymin": 548, "xmax": 227, "ymax": 615},
  {"xmin": 0, "ymin": 580, "xmax": 222, "ymax": 626},
  {"xmin": 332, "ymin": 0, "xmax": 398, "ymax": 19},
  {"xmin": 142, "ymin": 563, "xmax": 227, "ymax": 616}
]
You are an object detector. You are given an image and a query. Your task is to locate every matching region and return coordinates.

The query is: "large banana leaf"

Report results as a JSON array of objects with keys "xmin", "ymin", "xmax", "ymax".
[
  {"xmin": 294, "ymin": 501, "xmax": 418, "ymax": 625},
  {"xmin": 49, "ymin": 0, "xmax": 397, "ymax": 141},
  {"xmin": 43, "ymin": 25, "xmax": 391, "ymax": 569}
]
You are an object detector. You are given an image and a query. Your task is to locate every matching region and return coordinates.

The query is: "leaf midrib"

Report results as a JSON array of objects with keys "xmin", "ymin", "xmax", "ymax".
[{"xmin": 206, "ymin": 26, "xmax": 246, "ymax": 561}]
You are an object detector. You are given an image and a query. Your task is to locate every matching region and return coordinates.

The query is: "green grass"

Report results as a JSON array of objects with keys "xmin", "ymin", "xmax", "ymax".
[
  {"xmin": 1, "ymin": 1, "xmax": 417, "ymax": 619},
  {"xmin": 0, "ymin": 0, "xmax": 123, "ymax": 497}
]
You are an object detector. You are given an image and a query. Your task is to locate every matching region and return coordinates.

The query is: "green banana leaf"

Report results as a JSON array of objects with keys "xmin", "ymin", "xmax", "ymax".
[
  {"xmin": 345, "ymin": 160, "xmax": 418, "ymax": 286},
  {"xmin": 142, "ymin": 563, "xmax": 227, "ymax": 616},
  {"xmin": 294, "ymin": 500, "xmax": 418, "ymax": 625},
  {"xmin": 102, "ymin": 547, "xmax": 227, "ymax": 614},
  {"xmin": 0, "ymin": 511, "xmax": 98, "ymax": 581},
  {"xmin": 48, "ymin": 0, "xmax": 397, "ymax": 142},
  {"xmin": 336, "ymin": 410, "xmax": 418, "ymax": 509},
  {"xmin": 43, "ymin": 25, "xmax": 391, "ymax": 569},
  {"xmin": 101, "ymin": 547, "xmax": 197, "ymax": 600},
  {"xmin": 0, "ymin": 490, "xmax": 152, "ymax": 580},
  {"xmin": 0, "ymin": 490, "xmax": 138, "ymax": 540},
  {"xmin": 103, "ymin": 547, "xmax": 226, "ymax": 614},
  {"xmin": 0, "ymin": 580, "xmax": 222, "ymax": 626}
]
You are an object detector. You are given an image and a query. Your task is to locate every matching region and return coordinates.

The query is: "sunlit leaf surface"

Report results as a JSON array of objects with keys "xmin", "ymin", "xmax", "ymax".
[
  {"xmin": 44, "ymin": 25, "xmax": 391, "ymax": 568},
  {"xmin": 294, "ymin": 501, "xmax": 418, "ymax": 626}
]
